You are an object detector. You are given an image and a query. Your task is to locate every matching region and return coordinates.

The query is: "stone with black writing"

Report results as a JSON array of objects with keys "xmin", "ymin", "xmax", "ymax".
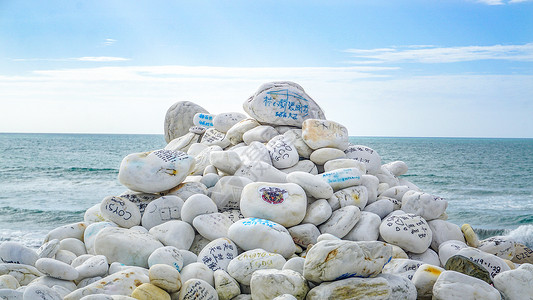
[
  {"xmin": 427, "ymin": 219, "xmax": 465, "ymax": 251},
  {"xmin": 344, "ymin": 145, "xmax": 382, "ymax": 175},
  {"xmin": 141, "ymin": 195, "xmax": 184, "ymax": 230},
  {"xmin": 380, "ymin": 213, "xmax": 432, "ymax": 254},
  {"xmin": 302, "ymin": 199, "xmax": 332, "ymax": 226},
  {"xmin": 378, "ymin": 273, "xmax": 417, "ymax": 300},
  {"xmin": 266, "ymin": 135, "xmax": 299, "ymax": 169},
  {"xmin": 179, "ymin": 278, "xmax": 218, "ymax": 300},
  {"xmin": 118, "ymin": 149, "xmax": 195, "ymax": 194},
  {"xmin": 432, "ymin": 271, "xmax": 501, "ymax": 300},
  {"xmin": 99, "ymin": 196, "xmax": 141, "ymax": 228},
  {"xmin": 287, "ymin": 171, "xmax": 333, "ymax": 199},
  {"xmin": 283, "ymin": 129, "xmax": 313, "ymax": 159},
  {"xmin": 318, "ymin": 206, "xmax": 361, "ymax": 238},
  {"xmin": 190, "ymin": 125, "xmax": 207, "ymax": 135},
  {"xmin": 197, "ymin": 238, "xmax": 238, "ymax": 272},
  {"xmin": 438, "ymin": 240, "xmax": 468, "ymax": 266},
  {"xmin": 243, "ymin": 81, "xmax": 325, "ymax": 127},
  {"xmin": 193, "ymin": 113, "xmax": 216, "ymax": 128},
  {"xmin": 444, "ymin": 254, "xmax": 492, "ymax": 284},
  {"xmin": 242, "ymin": 125, "xmax": 278, "ymax": 144},
  {"xmin": 0, "ymin": 290, "xmax": 23, "ymax": 299},
  {"xmin": 493, "ymin": 263, "xmax": 533, "ymax": 300},
  {"xmin": 213, "ymin": 112, "xmax": 247, "ymax": 133},
  {"xmin": 401, "ymin": 191, "xmax": 448, "ymax": 221},
  {"xmin": 309, "ymin": 148, "xmax": 346, "ymax": 166},
  {"xmin": 214, "ymin": 269, "xmax": 240, "ymax": 300},
  {"xmin": 165, "ymin": 132, "xmax": 201, "ymax": 153},
  {"xmin": 234, "ymin": 161, "xmax": 288, "ymax": 183},
  {"xmin": 411, "ymin": 263, "xmax": 444, "ymax": 299},
  {"xmin": 307, "ymin": 276, "xmax": 391, "ymax": 300},
  {"xmin": 381, "ymin": 258, "xmax": 424, "ymax": 280},
  {"xmin": 225, "ymin": 118, "xmax": 260, "ymax": 145},
  {"xmin": 227, "ymin": 249, "xmax": 286, "ymax": 285},
  {"xmin": 279, "ymin": 160, "xmax": 318, "ymax": 175},
  {"xmin": 148, "ymin": 246, "xmax": 184, "ymax": 273},
  {"xmin": 164, "ymin": 101, "xmax": 209, "ymax": 143},
  {"xmin": 118, "ymin": 190, "xmax": 161, "ymax": 216},
  {"xmin": 35, "ymin": 258, "xmax": 78, "ymax": 281},
  {"xmin": 180, "ymin": 262, "xmax": 215, "ymax": 287},
  {"xmin": 478, "ymin": 236, "xmax": 516, "ymax": 260},
  {"xmin": 328, "ymin": 186, "xmax": 368, "ymax": 211},
  {"xmin": 149, "ymin": 220, "xmax": 195, "ymax": 250},
  {"xmin": 363, "ymin": 199, "xmax": 395, "ymax": 219},
  {"xmin": 250, "ymin": 269, "xmax": 308, "ymax": 300},
  {"xmin": 512, "ymin": 243, "xmax": 533, "ymax": 264},
  {"xmin": 344, "ymin": 211, "xmax": 381, "ymax": 242},
  {"xmin": 288, "ymin": 224, "xmax": 320, "ymax": 248},
  {"xmin": 303, "ymin": 240, "xmax": 392, "ymax": 282},
  {"xmin": 211, "ymin": 177, "xmax": 252, "ymax": 212},
  {"xmin": 319, "ymin": 167, "xmax": 362, "ymax": 191},
  {"xmin": 44, "ymin": 222, "xmax": 87, "ymax": 243},
  {"xmin": 455, "ymin": 247, "xmax": 510, "ymax": 278},
  {"xmin": 201, "ymin": 128, "xmax": 230, "ymax": 148},
  {"xmin": 233, "ymin": 141, "xmax": 272, "ymax": 166},
  {"xmin": 193, "ymin": 213, "xmax": 233, "ymax": 241},
  {"xmin": 301, "ymin": 119, "xmax": 349, "ymax": 150},
  {"xmin": 228, "ymin": 218, "xmax": 295, "ymax": 258},
  {"xmin": 0, "ymin": 241, "xmax": 38, "ymax": 266},
  {"xmin": 23, "ymin": 284, "xmax": 63, "ymax": 300}
]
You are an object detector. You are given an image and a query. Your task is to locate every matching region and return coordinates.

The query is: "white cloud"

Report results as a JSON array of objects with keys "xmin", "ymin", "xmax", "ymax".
[
  {"xmin": 74, "ymin": 57, "xmax": 130, "ymax": 62},
  {"xmin": 345, "ymin": 43, "xmax": 533, "ymax": 64},
  {"xmin": 104, "ymin": 38, "xmax": 117, "ymax": 46},
  {"xmin": 477, "ymin": 0, "xmax": 504, "ymax": 5}
]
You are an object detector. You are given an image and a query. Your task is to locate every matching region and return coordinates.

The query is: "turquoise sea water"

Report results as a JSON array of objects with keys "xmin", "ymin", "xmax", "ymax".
[{"xmin": 0, "ymin": 133, "xmax": 532, "ymax": 248}]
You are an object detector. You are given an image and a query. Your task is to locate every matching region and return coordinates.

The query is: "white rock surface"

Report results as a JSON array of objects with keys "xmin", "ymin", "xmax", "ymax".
[
  {"xmin": 148, "ymin": 246, "xmax": 184, "ymax": 272},
  {"xmin": 242, "ymin": 125, "xmax": 278, "ymax": 145},
  {"xmin": 197, "ymin": 238, "xmax": 238, "ymax": 272},
  {"xmin": 210, "ymin": 176, "xmax": 252, "ymax": 211},
  {"xmin": 166, "ymin": 132, "xmax": 201, "ymax": 153},
  {"xmin": 141, "ymin": 195, "xmax": 184, "ymax": 230},
  {"xmin": 381, "ymin": 258, "xmax": 424, "ymax": 280},
  {"xmin": 227, "ymin": 249, "xmax": 286, "ymax": 285},
  {"xmin": 35, "ymin": 258, "xmax": 78, "ymax": 281},
  {"xmin": 344, "ymin": 211, "xmax": 381, "ymax": 242},
  {"xmin": 24, "ymin": 284, "xmax": 63, "ymax": 300},
  {"xmin": 319, "ymin": 167, "xmax": 362, "ymax": 191},
  {"xmin": 179, "ymin": 278, "xmax": 219, "ymax": 300},
  {"xmin": 401, "ymin": 190, "xmax": 448, "ymax": 221},
  {"xmin": 309, "ymin": 148, "xmax": 346, "ymax": 165},
  {"xmin": 306, "ymin": 277, "xmax": 391, "ymax": 300},
  {"xmin": 411, "ymin": 263, "xmax": 444, "ymax": 299},
  {"xmin": 233, "ymin": 141, "xmax": 272, "ymax": 166},
  {"xmin": 493, "ymin": 263, "xmax": 533, "ymax": 300},
  {"xmin": 318, "ymin": 206, "xmax": 361, "ymax": 238},
  {"xmin": 225, "ymin": 118, "xmax": 260, "ymax": 145},
  {"xmin": 234, "ymin": 161, "xmax": 288, "ymax": 183},
  {"xmin": 266, "ymin": 135, "xmax": 299, "ymax": 169},
  {"xmin": 149, "ymin": 220, "xmax": 195, "ymax": 250},
  {"xmin": 44, "ymin": 222, "xmax": 87, "ymax": 243},
  {"xmin": 193, "ymin": 213, "xmax": 233, "ymax": 241},
  {"xmin": 84, "ymin": 222, "xmax": 118, "ymax": 255},
  {"xmin": 437, "ymin": 240, "xmax": 468, "ymax": 266},
  {"xmin": 379, "ymin": 213, "xmax": 432, "ymax": 254},
  {"xmin": 180, "ymin": 262, "xmax": 215, "ymax": 287},
  {"xmin": 288, "ymin": 223, "xmax": 320, "ymax": 248},
  {"xmin": 213, "ymin": 112, "xmax": 247, "ymax": 133},
  {"xmin": 301, "ymin": 199, "xmax": 332, "ymax": 226},
  {"xmin": 343, "ymin": 145, "xmax": 382, "ymax": 175},
  {"xmin": 301, "ymin": 119, "xmax": 349, "ymax": 150},
  {"xmin": 432, "ymin": 270, "xmax": 501, "ymax": 300},
  {"xmin": 323, "ymin": 158, "xmax": 366, "ymax": 173},
  {"xmin": 250, "ymin": 269, "xmax": 309, "ymax": 300},
  {"xmin": 181, "ymin": 194, "xmax": 218, "ymax": 224},
  {"xmin": 455, "ymin": 247, "xmax": 511, "ymax": 278},
  {"xmin": 164, "ymin": 101, "xmax": 209, "ymax": 143},
  {"xmin": 478, "ymin": 235, "xmax": 516, "ymax": 260},
  {"xmin": 427, "ymin": 219, "xmax": 465, "ymax": 251},
  {"xmin": 286, "ymin": 171, "xmax": 333, "ymax": 199},
  {"xmin": 214, "ymin": 269, "xmax": 240, "ymax": 300},
  {"xmin": 75, "ymin": 255, "xmax": 108, "ymax": 280},
  {"xmin": 149, "ymin": 263, "xmax": 182, "ymax": 293},
  {"xmin": 0, "ymin": 241, "xmax": 38, "ymax": 266},
  {"xmin": 363, "ymin": 198, "xmax": 395, "ymax": 219},
  {"xmin": 279, "ymin": 160, "xmax": 318, "ymax": 175},
  {"xmin": 193, "ymin": 112, "xmax": 215, "ymax": 128},
  {"xmin": 283, "ymin": 129, "xmax": 313, "ymax": 159},
  {"xmin": 201, "ymin": 128, "xmax": 230, "ymax": 148},
  {"xmin": 378, "ymin": 273, "xmax": 417, "ymax": 300},
  {"xmin": 99, "ymin": 196, "xmax": 141, "ymax": 228}
]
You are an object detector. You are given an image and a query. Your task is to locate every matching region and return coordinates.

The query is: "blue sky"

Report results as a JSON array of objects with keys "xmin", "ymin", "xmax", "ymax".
[{"xmin": 1, "ymin": 0, "xmax": 532, "ymax": 137}]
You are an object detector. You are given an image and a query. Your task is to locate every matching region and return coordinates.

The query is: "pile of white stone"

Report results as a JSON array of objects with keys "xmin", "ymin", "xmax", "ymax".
[{"xmin": 1, "ymin": 81, "xmax": 533, "ymax": 300}]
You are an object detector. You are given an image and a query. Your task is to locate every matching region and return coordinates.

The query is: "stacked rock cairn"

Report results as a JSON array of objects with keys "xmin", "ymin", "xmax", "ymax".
[{"xmin": 1, "ymin": 81, "xmax": 533, "ymax": 300}]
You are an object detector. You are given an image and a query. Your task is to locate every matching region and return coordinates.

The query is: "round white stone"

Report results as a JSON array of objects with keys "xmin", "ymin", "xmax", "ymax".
[
  {"xmin": 148, "ymin": 246, "xmax": 184, "ymax": 272},
  {"xmin": 344, "ymin": 211, "xmax": 381, "ymax": 242},
  {"xmin": 309, "ymin": 148, "xmax": 346, "ymax": 166},
  {"xmin": 179, "ymin": 278, "xmax": 218, "ymax": 300},
  {"xmin": 401, "ymin": 191, "xmax": 448, "ymax": 221},
  {"xmin": 35, "ymin": 258, "xmax": 79, "ymax": 281},
  {"xmin": 378, "ymin": 273, "xmax": 417, "ymax": 300},
  {"xmin": 99, "ymin": 196, "xmax": 141, "ymax": 228},
  {"xmin": 343, "ymin": 145, "xmax": 382, "ymax": 175},
  {"xmin": 58, "ymin": 238, "xmax": 86, "ymax": 257},
  {"xmin": 149, "ymin": 220, "xmax": 195, "ymax": 250},
  {"xmin": 84, "ymin": 222, "xmax": 118, "ymax": 255},
  {"xmin": 382, "ymin": 161, "xmax": 408, "ymax": 176},
  {"xmin": 0, "ymin": 241, "xmax": 38, "ymax": 266},
  {"xmin": 209, "ymin": 150, "xmax": 242, "ymax": 175},
  {"xmin": 286, "ymin": 171, "xmax": 333, "ymax": 199},
  {"xmin": 379, "ymin": 213, "xmax": 432, "ymax": 254},
  {"xmin": 234, "ymin": 161, "xmax": 288, "ymax": 183},
  {"xmin": 24, "ymin": 284, "xmax": 62, "ymax": 300},
  {"xmin": 266, "ymin": 135, "xmax": 299, "ymax": 169},
  {"xmin": 478, "ymin": 235, "xmax": 516, "ymax": 260},
  {"xmin": 149, "ymin": 263, "xmax": 182, "ymax": 293},
  {"xmin": 323, "ymin": 158, "xmax": 366, "ymax": 173},
  {"xmin": 301, "ymin": 119, "xmax": 349, "ymax": 150},
  {"xmin": 201, "ymin": 128, "xmax": 230, "ymax": 148},
  {"xmin": 250, "ymin": 269, "xmax": 309, "ymax": 300},
  {"xmin": 181, "ymin": 194, "xmax": 218, "ymax": 224},
  {"xmin": 306, "ymin": 277, "xmax": 391, "ymax": 300},
  {"xmin": 437, "ymin": 240, "xmax": 468, "ymax": 267},
  {"xmin": 283, "ymin": 129, "xmax": 313, "ymax": 159},
  {"xmin": 166, "ymin": 132, "xmax": 202, "ymax": 153},
  {"xmin": 363, "ymin": 198, "xmax": 395, "ymax": 219},
  {"xmin": 408, "ymin": 248, "xmax": 441, "ymax": 267},
  {"xmin": 191, "ymin": 145, "xmax": 223, "ymax": 175},
  {"xmin": 493, "ymin": 263, "xmax": 533, "ymax": 300},
  {"xmin": 301, "ymin": 199, "xmax": 332, "ymax": 226},
  {"xmin": 180, "ymin": 263, "xmax": 214, "ymax": 287},
  {"xmin": 432, "ymin": 270, "xmax": 501, "ymax": 300},
  {"xmin": 327, "ymin": 186, "xmax": 368, "ymax": 210},
  {"xmin": 427, "ymin": 219, "xmax": 465, "ymax": 251},
  {"xmin": 197, "ymin": 238, "xmax": 238, "ymax": 272},
  {"xmin": 318, "ymin": 206, "xmax": 361, "ymax": 238},
  {"xmin": 44, "ymin": 222, "xmax": 87, "ymax": 243},
  {"xmin": 227, "ymin": 249, "xmax": 287, "ymax": 285},
  {"xmin": 214, "ymin": 269, "xmax": 241, "ymax": 300},
  {"xmin": 141, "ymin": 195, "xmax": 184, "ymax": 230},
  {"xmin": 75, "ymin": 255, "xmax": 108, "ymax": 280},
  {"xmin": 226, "ymin": 118, "xmax": 260, "ymax": 145},
  {"xmin": 242, "ymin": 125, "xmax": 279, "ymax": 144},
  {"xmin": 210, "ymin": 176, "xmax": 252, "ymax": 211},
  {"xmin": 234, "ymin": 141, "xmax": 272, "ymax": 166},
  {"xmin": 193, "ymin": 112, "xmax": 216, "ymax": 128},
  {"xmin": 193, "ymin": 213, "xmax": 233, "ymax": 241},
  {"xmin": 279, "ymin": 160, "xmax": 318, "ymax": 175},
  {"xmin": 283, "ymin": 257, "xmax": 306, "ymax": 275},
  {"xmin": 213, "ymin": 112, "xmax": 247, "ymax": 133},
  {"xmin": 164, "ymin": 101, "xmax": 209, "ymax": 143},
  {"xmin": 319, "ymin": 168, "xmax": 362, "ymax": 191},
  {"xmin": 361, "ymin": 175, "xmax": 379, "ymax": 204},
  {"xmin": 381, "ymin": 258, "xmax": 424, "ymax": 281},
  {"xmin": 288, "ymin": 223, "xmax": 320, "ymax": 248}
]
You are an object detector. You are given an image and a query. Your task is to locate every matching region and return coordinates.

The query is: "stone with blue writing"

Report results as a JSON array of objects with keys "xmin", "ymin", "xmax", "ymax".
[
  {"xmin": 225, "ymin": 118, "xmax": 260, "ymax": 145},
  {"xmin": 210, "ymin": 176, "xmax": 252, "ymax": 211},
  {"xmin": 455, "ymin": 247, "xmax": 511, "ymax": 278},
  {"xmin": 164, "ymin": 101, "xmax": 209, "ymax": 143},
  {"xmin": 344, "ymin": 211, "xmax": 381, "ymax": 242},
  {"xmin": 379, "ymin": 213, "xmax": 432, "ymax": 254},
  {"xmin": 243, "ymin": 81, "xmax": 325, "ymax": 127},
  {"xmin": 179, "ymin": 278, "xmax": 218, "ymax": 300},
  {"xmin": 193, "ymin": 213, "xmax": 233, "ymax": 241},
  {"xmin": 193, "ymin": 113, "xmax": 216, "ymax": 128},
  {"xmin": 240, "ymin": 182, "xmax": 307, "ymax": 228},
  {"xmin": 401, "ymin": 191, "xmax": 448, "ymax": 221},
  {"xmin": 302, "ymin": 119, "xmax": 349, "ymax": 150},
  {"xmin": 327, "ymin": 186, "xmax": 368, "ymax": 210},
  {"xmin": 478, "ymin": 236, "xmax": 516, "ymax": 260},
  {"xmin": 319, "ymin": 167, "xmax": 362, "ymax": 191},
  {"xmin": 141, "ymin": 195, "xmax": 184, "ymax": 230},
  {"xmin": 266, "ymin": 135, "xmax": 299, "ymax": 169},
  {"xmin": 286, "ymin": 171, "xmax": 333, "ymax": 200},
  {"xmin": 301, "ymin": 199, "xmax": 332, "ymax": 226},
  {"xmin": 180, "ymin": 262, "xmax": 215, "ymax": 287},
  {"xmin": 306, "ymin": 277, "xmax": 391, "ymax": 300},
  {"xmin": 250, "ymin": 269, "xmax": 309, "ymax": 300},
  {"xmin": 0, "ymin": 241, "xmax": 38, "ymax": 266},
  {"xmin": 233, "ymin": 141, "xmax": 272, "ymax": 166},
  {"xmin": 148, "ymin": 246, "xmax": 184, "ymax": 273},
  {"xmin": 309, "ymin": 148, "xmax": 346, "ymax": 166},
  {"xmin": 279, "ymin": 160, "xmax": 318, "ymax": 175},
  {"xmin": 197, "ymin": 238, "xmax": 238, "ymax": 272},
  {"xmin": 228, "ymin": 218, "xmax": 295, "ymax": 258},
  {"xmin": 363, "ymin": 198, "xmax": 395, "ymax": 219},
  {"xmin": 118, "ymin": 149, "xmax": 196, "ymax": 194},
  {"xmin": 213, "ymin": 112, "xmax": 247, "ymax": 133},
  {"xmin": 303, "ymin": 240, "xmax": 393, "ymax": 283},
  {"xmin": 166, "ymin": 132, "xmax": 201, "ymax": 153},
  {"xmin": 149, "ymin": 220, "xmax": 195, "ymax": 250},
  {"xmin": 344, "ymin": 145, "xmax": 382, "ymax": 175},
  {"xmin": 99, "ymin": 196, "xmax": 141, "ymax": 229},
  {"xmin": 318, "ymin": 206, "xmax": 361, "ymax": 238},
  {"xmin": 201, "ymin": 128, "xmax": 231, "ymax": 148},
  {"xmin": 242, "ymin": 125, "xmax": 278, "ymax": 144},
  {"xmin": 432, "ymin": 270, "xmax": 501, "ymax": 300},
  {"xmin": 214, "ymin": 269, "xmax": 240, "ymax": 300},
  {"xmin": 227, "ymin": 249, "xmax": 286, "ymax": 285},
  {"xmin": 234, "ymin": 161, "xmax": 288, "ymax": 183},
  {"xmin": 283, "ymin": 129, "xmax": 313, "ymax": 159}
]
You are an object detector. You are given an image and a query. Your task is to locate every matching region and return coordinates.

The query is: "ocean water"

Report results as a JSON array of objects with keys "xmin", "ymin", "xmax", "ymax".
[{"xmin": 0, "ymin": 133, "xmax": 532, "ymax": 248}]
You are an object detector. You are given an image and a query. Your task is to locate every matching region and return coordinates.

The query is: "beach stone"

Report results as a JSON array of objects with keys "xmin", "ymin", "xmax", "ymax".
[
  {"xmin": 309, "ymin": 148, "xmax": 346, "ymax": 166},
  {"xmin": 243, "ymin": 81, "xmax": 325, "ymax": 127},
  {"xmin": 180, "ymin": 194, "xmax": 218, "ymax": 224},
  {"xmin": 250, "ymin": 269, "xmax": 308, "ymax": 300},
  {"xmin": 427, "ymin": 219, "xmax": 465, "ymax": 251},
  {"xmin": 283, "ymin": 257, "xmax": 305, "ymax": 275},
  {"xmin": 213, "ymin": 269, "xmax": 240, "ymax": 300},
  {"xmin": 376, "ymin": 166, "xmax": 399, "ymax": 187},
  {"xmin": 286, "ymin": 171, "xmax": 333, "ymax": 199},
  {"xmin": 242, "ymin": 125, "xmax": 278, "ymax": 144},
  {"xmin": 444, "ymin": 254, "xmax": 492, "ymax": 284},
  {"xmin": 0, "ymin": 242, "xmax": 38, "ymax": 266},
  {"xmin": 266, "ymin": 135, "xmax": 299, "ymax": 169},
  {"xmin": 411, "ymin": 263, "xmax": 444, "ymax": 299},
  {"xmin": 75, "ymin": 255, "xmax": 108, "ymax": 280},
  {"xmin": 432, "ymin": 270, "xmax": 501, "ymax": 300},
  {"xmin": 233, "ymin": 141, "xmax": 272, "ymax": 166},
  {"xmin": 193, "ymin": 112, "xmax": 215, "ymax": 128},
  {"xmin": 220, "ymin": 210, "xmax": 245, "ymax": 224},
  {"xmin": 179, "ymin": 250, "xmax": 198, "ymax": 269},
  {"xmin": 149, "ymin": 220, "xmax": 195, "ymax": 250},
  {"xmin": 118, "ymin": 191, "xmax": 160, "ymax": 216},
  {"xmin": 84, "ymin": 222, "xmax": 118, "ymax": 255},
  {"xmin": 165, "ymin": 132, "xmax": 201, "ymax": 153},
  {"xmin": 363, "ymin": 198, "xmax": 394, "ymax": 219},
  {"xmin": 319, "ymin": 167, "xmax": 362, "ymax": 191},
  {"xmin": 234, "ymin": 161, "xmax": 288, "ymax": 183},
  {"xmin": 401, "ymin": 191, "xmax": 448, "ymax": 221},
  {"xmin": 193, "ymin": 213, "xmax": 233, "ymax": 241},
  {"xmin": 240, "ymin": 182, "xmax": 306, "ymax": 228},
  {"xmin": 288, "ymin": 224, "xmax": 320, "ymax": 248},
  {"xmin": 306, "ymin": 277, "xmax": 391, "ymax": 300},
  {"xmin": 408, "ymin": 248, "xmax": 441, "ymax": 267},
  {"xmin": 141, "ymin": 195, "xmax": 184, "ymax": 230},
  {"xmin": 382, "ymin": 161, "xmax": 408, "ymax": 176},
  {"xmin": 301, "ymin": 119, "xmax": 349, "ymax": 150},
  {"xmin": 378, "ymin": 185, "xmax": 411, "ymax": 201},
  {"xmin": 64, "ymin": 267, "xmax": 149, "ymax": 300},
  {"xmin": 84, "ymin": 203, "xmax": 106, "ymax": 224},
  {"xmin": 478, "ymin": 236, "xmax": 516, "ymax": 260},
  {"xmin": 318, "ymin": 206, "xmax": 361, "ymax": 238},
  {"xmin": 99, "ymin": 196, "xmax": 141, "ymax": 229},
  {"xmin": 44, "ymin": 222, "xmax": 87, "ymax": 243},
  {"xmin": 381, "ymin": 258, "xmax": 424, "ymax": 280},
  {"xmin": 512, "ymin": 243, "xmax": 533, "ymax": 264},
  {"xmin": 280, "ymin": 160, "xmax": 316, "ymax": 175},
  {"xmin": 201, "ymin": 128, "xmax": 230, "ymax": 148},
  {"xmin": 438, "ymin": 240, "xmax": 468, "ymax": 266},
  {"xmin": 210, "ymin": 176, "xmax": 252, "ymax": 211},
  {"xmin": 455, "ymin": 247, "xmax": 511, "ymax": 278},
  {"xmin": 301, "ymin": 199, "xmax": 332, "ymax": 226},
  {"xmin": 28, "ymin": 274, "xmax": 76, "ymax": 291},
  {"xmin": 323, "ymin": 158, "xmax": 366, "ymax": 174},
  {"xmin": 35, "ymin": 258, "xmax": 78, "ymax": 281},
  {"xmin": 225, "ymin": 118, "xmax": 260, "ymax": 145},
  {"xmin": 148, "ymin": 246, "xmax": 184, "ymax": 271},
  {"xmin": 191, "ymin": 145, "xmax": 223, "ymax": 175},
  {"xmin": 377, "ymin": 273, "xmax": 416, "ymax": 300},
  {"xmin": 227, "ymin": 249, "xmax": 286, "ymax": 285},
  {"xmin": 164, "ymin": 101, "xmax": 209, "ymax": 143},
  {"xmin": 390, "ymin": 243, "xmax": 409, "ymax": 259},
  {"xmin": 190, "ymin": 235, "xmax": 211, "ymax": 256},
  {"xmin": 228, "ymin": 218, "xmax": 295, "ymax": 258},
  {"xmin": 118, "ymin": 149, "xmax": 195, "ymax": 194},
  {"xmin": 493, "ymin": 263, "xmax": 533, "ymax": 300},
  {"xmin": 283, "ymin": 129, "xmax": 313, "ymax": 159},
  {"xmin": 131, "ymin": 283, "xmax": 170, "ymax": 300},
  {"xmin": 0, "ymin": 274, "xmax": 19, "ymax": 289},
  {"xmin": 0, "ymin": 264, "xmax": 43, "ymax": 286},
  {"xmin": 344, "ymin": 145, "xmax": 382, "ymax": 175},
  {"xmin": 303, "ymin": 240, "xmax": 392, "ymax": 282},
  {"xmin": 0, "ymin": 289, "xmax": 23, "ymax": 299},
  {"xmin": 190, "ymin": 125, "xmax": 206, "ymax": 134},
  {"xmin": 344, "ymin": 211, "xmax": 381, "ymax": 242},
  {"xmin": 58, "ymin": 238, "xmax": 87, "ymax": 257},
  {"xmin": 166, "ymin": 182, "xmax": 209, "ymax": 201},
  {"xmin": 180, "ymin": 263, "xmax": 214, "ymax": 287},
  {"xmin": 24, "ymin": 284, "xmax": 62, "ymax": 300},
  {"xmin": 328, "ymin": 186, "xmax": 368, "ymax": 211},
  {"xmin": 213, "ymin": 112, "xmax": 247, "ymax": 133},
  {"xmin": 179, "ymin": 278, "xmax": 218, "ymax": 300},
  {"xmin": 379, "ymin": 213, "xmax": 432, "ymax": 254},
  {"xmin": 197, "ymin": 238, "xmax": 238, "ymax": 272},
  {"xmin": 361, "ymin": 175, "xmax": 379, "ymax": 204},
  {"xmin": 200, "ymin": 173, "xmax": 219, "ymax": 188},
  {"xmin": 94, "ymin": 227, "xmax": 163, "ymax": 268}
]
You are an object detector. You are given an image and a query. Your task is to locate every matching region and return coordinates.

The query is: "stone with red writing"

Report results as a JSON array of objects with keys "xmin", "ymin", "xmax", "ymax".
[
  {"xmin": 197, "ymin": 238, "xmax": 238, "ymax": 272},
  {"xmin": 243, "ymin": 81, "xmax": 325, "ymax": 127},
  {"xmin": 266, "ymin": 135, "xmax": 299, "ymax": 169},
  {"xmin": 99, "ymin": 196, "xmax": 141, "ymax": 228},
  {"xmin": 227, "ymin": 249, "xmax": 287, "ymax": 285},
  {"xmin": 301, "ymin": 119, "xmax": 349, "ymax": 150},
  {"xmin": 344, "ymin": 145, "xmax": 382, "ymax": 175},
  {"xmin": 379, "ymin": 213, "xmax": 433, "ymax": 254},
  {"xmin": 240, "ymin": 182, "xmax": 307, "ymax": 228}
]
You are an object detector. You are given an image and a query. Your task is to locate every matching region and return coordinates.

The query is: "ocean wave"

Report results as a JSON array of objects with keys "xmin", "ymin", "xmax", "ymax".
[
  {"xmin": 0, "ymin": 206, "xmax": 84, "ymax": 225},
  {"xmin": 474, "ymin": 225, "xmax": 533, "ymax": 248}
]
